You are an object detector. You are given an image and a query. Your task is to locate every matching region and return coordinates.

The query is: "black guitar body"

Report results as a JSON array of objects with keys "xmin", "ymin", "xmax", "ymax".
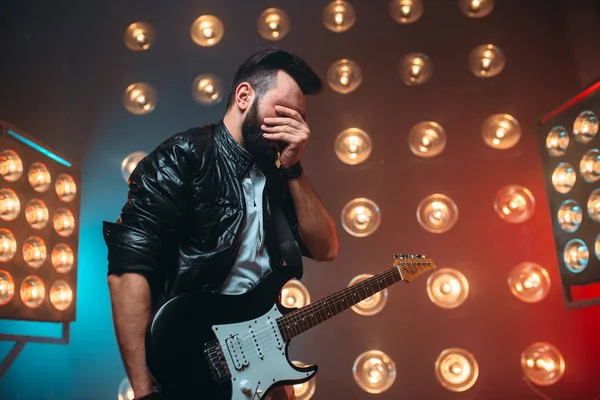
[{"xmin": 145, "ymin": 265, "xmax": 316, "ymax": 400}]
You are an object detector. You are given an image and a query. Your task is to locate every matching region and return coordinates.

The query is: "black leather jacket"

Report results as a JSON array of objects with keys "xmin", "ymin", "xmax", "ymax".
[{"xmin": 103, "ymin": 121, "xmax": 309, "ymax": 310}]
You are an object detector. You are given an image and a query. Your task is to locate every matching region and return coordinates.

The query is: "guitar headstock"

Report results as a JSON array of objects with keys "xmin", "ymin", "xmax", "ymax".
[{"xmin": 393, "ymin": 253, "xmax": 437, "ymax": 283}]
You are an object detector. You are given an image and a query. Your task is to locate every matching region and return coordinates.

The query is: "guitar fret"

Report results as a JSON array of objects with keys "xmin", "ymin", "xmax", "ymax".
[{"xmin": 278, "ymin": 265, "xmax": 408, "ymax": 340}]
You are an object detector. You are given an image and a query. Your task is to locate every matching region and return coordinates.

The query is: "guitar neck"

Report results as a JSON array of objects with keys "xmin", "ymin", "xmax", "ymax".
[{"xmin": 276, "ymin": 266, "xmax": 403, "ymax": 341}]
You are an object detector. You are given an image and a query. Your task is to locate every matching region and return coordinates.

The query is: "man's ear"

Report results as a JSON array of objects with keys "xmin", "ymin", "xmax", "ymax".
[{"xmin": 235, "ymin": 82, "xmax": 254, "ymax": 112}]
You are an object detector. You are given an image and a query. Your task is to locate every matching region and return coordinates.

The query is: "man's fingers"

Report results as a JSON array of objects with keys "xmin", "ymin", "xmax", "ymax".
[
  {"xmin": 262, "ymin": 132, "xmax": 301, "ymax": 143},
  {"xmin": 262, "ymin": 116, "xmax": 303, "ymax": 129}
]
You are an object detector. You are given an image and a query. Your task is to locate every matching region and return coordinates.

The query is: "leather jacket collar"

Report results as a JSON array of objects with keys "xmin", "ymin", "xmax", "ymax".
[{"xmin": 214, "ymin": 120, "xmax": 254, "ymax": 179}]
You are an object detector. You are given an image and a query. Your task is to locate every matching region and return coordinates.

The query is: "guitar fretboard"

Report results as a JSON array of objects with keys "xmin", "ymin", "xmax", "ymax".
[{"xmin": 276, "ymin": 266, "xmax": 403, "ymax": 341}]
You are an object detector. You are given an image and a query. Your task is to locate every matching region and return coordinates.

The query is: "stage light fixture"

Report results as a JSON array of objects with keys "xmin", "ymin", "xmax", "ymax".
[
  {"xmin": 292, "ymin": 361, "xmax": 317, "ymax": 400},
  {"xmin": 399, "ymin": 53, "xmax": 432, "ymax": 86},
  {"xmin": 408, "ymin": 121, "xmax": 446, "ymax": 157},
  {"xmin": 482, "ymin": 113, "xmax": 520, "ymax": 149},
  {"xmin": 341, "ymin": 198, "xmax": 381, "ymax": 237},
  {"xmin": 427, "ymin": 268, "xmax": 469, "ymax": 309},
  {"xmin": 322, "ymin": 0, "xmax": 356, "ymax": 32},
  {"xmin": 389, "ymin": 0, "xmax": 423, "ymax": 24},
  {"xmin": 348, "ymin": 274, "xmax": 388, "ymax": 316},
  {"xmin": 123, "ymin": 83, "xmax": 157, "ymax": 115},
  {"xmin": 281, "ymin": 279, "xmax": 310, "ymax": 308},
  {"xmin": 257, "ymin": 8, "xmax": 290, "ymax": 41},
  {"xmin": 469, "ymin": 44, "xmax": 505, "ymax": 78},
  {"xmin": 416, "ymin": 194, "xmax": 458, "ymax": 233},
  {"xmin": 334, "ymin": 128, "xmax": 372, "ymax": 165},
  {"xmin": 121, "ymin": 152, "xmax": 147, "ymax": 183},
  {"xmin": 537, "ymin": 80, "xmax": 600, "ymax": 307},
  {"xmin": 124, "ymin": 22, "xmax": 156, "ymax": 51},
  {"xmin": 459, "ymin": 0, "xmax": 494, "ymax": 18},
  {"xmin": 327, "ymin": 59, "xmax": 363, "ymax": 94},
  {"xmin": 508, "ymin": 262, "xmax": 551, "ymax": 303},
  {"xmin": 192, "ymin": 74, "xmax": 223, "ymax": 105},
  {"xmin": 493, "ymin": 185, "xmax": 535, "ymax": 223},
  {"xmin": 434, "ymin": 348, "xmax": 479, "ymax": 392},
  {"xmin": 521, "ymin": 342, "xmax": 565, "ymax": 386},
  {"xmin": 352, "ymin": 350, "xmax": 396, "ymax": 394},
  {"xmin": 0, "ymin": 120, "xmax": 80, "ymax": 377},
  {"xmin": 190, "ymin": 15, "xmax": 224, "ymax": 47}
]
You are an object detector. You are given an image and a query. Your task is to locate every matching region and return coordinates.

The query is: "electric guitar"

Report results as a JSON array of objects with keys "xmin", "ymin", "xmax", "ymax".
[{"xmin": 145, "ymin": 254, "xmax": 436, "ymax": 399}]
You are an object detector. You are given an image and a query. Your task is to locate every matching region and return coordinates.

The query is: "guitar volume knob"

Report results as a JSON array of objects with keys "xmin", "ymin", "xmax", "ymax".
[{"xmin": 240, "ymin": 379, "xmax": 252, "ymax": 393}]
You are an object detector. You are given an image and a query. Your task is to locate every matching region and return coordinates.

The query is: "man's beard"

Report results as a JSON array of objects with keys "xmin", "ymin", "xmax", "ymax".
[{"xmin": 241, "ymin": 98, "xmax": 278, "ymax": 171}]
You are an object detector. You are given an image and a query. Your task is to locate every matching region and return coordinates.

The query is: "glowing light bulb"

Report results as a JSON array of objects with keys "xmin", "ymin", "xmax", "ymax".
[
  {"xmin": 124, "ymin": 22, "xmax": 156, "ymax": 51},
  {"xmin": 323, "ymin": 1, "xmax": 356, "ymax": 32},
  {"xmin": 191, "ymin": 15, "xmax": 224, "ymax": 46},
  {"xmin": 389, "ymin": 0, "xmax": 423, "ymax": 24},
  {"xmin": 258, "ymin": 8, "xmax": 290, "ymax": 41}
]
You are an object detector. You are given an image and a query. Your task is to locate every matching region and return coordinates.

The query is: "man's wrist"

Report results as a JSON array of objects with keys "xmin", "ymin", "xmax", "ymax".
[{"xmin": 279, "ymin": 160, "xmax": 303, "ymax": 180}]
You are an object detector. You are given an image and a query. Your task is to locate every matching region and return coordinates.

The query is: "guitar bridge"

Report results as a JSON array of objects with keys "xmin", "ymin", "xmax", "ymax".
[{"xmin": 204, "ymin": 339, "xmax": 230, "ymax": 383}]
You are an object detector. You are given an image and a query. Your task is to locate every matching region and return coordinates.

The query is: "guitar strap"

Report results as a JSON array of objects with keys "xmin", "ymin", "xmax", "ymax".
[{"xmin": 266, "ymin": 173, "xmax": 304, "ymax": 279}]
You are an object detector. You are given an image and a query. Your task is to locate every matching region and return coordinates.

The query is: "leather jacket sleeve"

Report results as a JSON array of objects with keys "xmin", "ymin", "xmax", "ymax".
[{"xmin": 103, "ymin": 135, "xmax": 191, "ymax": 298}]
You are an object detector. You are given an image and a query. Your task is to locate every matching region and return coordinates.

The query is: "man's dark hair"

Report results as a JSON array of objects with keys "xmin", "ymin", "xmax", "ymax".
[{"xmin": 225, "ymin": 48, "xmax": 322, "ymax": 110}]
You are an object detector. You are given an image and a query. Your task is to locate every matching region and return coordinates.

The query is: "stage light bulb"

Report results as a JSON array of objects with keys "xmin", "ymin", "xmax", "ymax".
[
  {"xmin": 53, "ymin": 208, "xmax": 75, "ymax": 237},
  {"xmin": 353, "ymin": 351, "xmax": 396, "ymax": 393},
  {"xmin": 481, "ymin": 114, "xmax": 519, "ymax": 149},
  {"xmin": 573, "ymin": 110, "xmax": 598, "ymax": 144},
  {"xmin": 494, "ymin": 185, "xmax": 535, "ymax": 223},
  {"xmin": 552, "ymin": 162, "xmax": 576, "ymax": 194},
  {"xmin": 291, "ymin": 361, "xmax": 316, "ymax": 400},
  {"xmin": 192, "ymin": 74, "xmax": 223, "ymax": 105},
  {"xmin": 557, "ymin": 200, "xmax": 582, "ymax": 233},
  {"xmin": 24, "ymin": 199, "xmax": 49, "ymax": 230},
  {"xmin": 563, "ymin": 238, "xmax": 589, "ymax": 273},
  {"xmin": 389, "ymin": 0, "xmax": 423, "ymax": 24},
  {"xmin": 469, "ymin": 44, "xmax": 505, "ymax": 78},
  {"xmin": 123, "ymin": 83, "xmax": 157, "ymax": 115},
  {"xmin": 546, "ymin": 126, "xmax": 570, "ymax": 157},
  {"xmin": 191, "ymin": 15, "xmax": 224, "ymax": 47},
  {"xmin": 588, "ymin": 189, "xmax": 600, "ymax": 222},
  {"xmin": 408, "ymin": 122, "xmax": 446, "ymax": 157},
  {"xmin": 579, "ymin": 149, "xmax": 600, "ymax": 183},
  {"xmin": 52, "ymin": 244, "xmax": 75, "ymax": 274},
  {"xmin": 118, "ymin": 376, "xmax": 135, "ymax": 400},
  {"xmin": 281, "ymin": 279, "xmax": 310, "ymax": 308},
  {"xmin": 0, "ymin": 150, "xmax": 23, "ymax": 182},
  {"xmin": 341, "ymin": 198, "xmax": 381, "ymax": 237},
  {"xmin": 327, "ymin": 59, "xmax": 362, "ymax": 94},
  {"xmin": 459, "ymin": 0, "xmax": 494, "ymax": 17},
  {"xmin": 20, "ymin": 275, "xmax": 45, "ymax": 308},
  {"xmin": 49, "ymin": 280, "xmax": 73, "ymax": 311},
  {"xmin": 124, "ymin": 22, "xmax": 156, "ymax": 51},
  {"xmin": 435, "ymin": 348, "xmax": 479, "ymax": 392},
  {"xmin": 335, "ymin": 128, "xmax": 372, "ymax": 165},
  {"xmin": 0, "ymin": 270, "xmax": 15, "ymax": 306},
  {"xmin": 22, "ymin": 236, "xmax": 47, "ymax": 268},
  {"xmin": 596, "ymin": 234, "xmax": 600, "ymax": 261},
  {"xmin": 417, "ymin": 194, "xmax": 458, "ymax": 233},
  {"xmin": 27, "ymin": 162, "xmax": 51, "ymax": 192},
  {"xmin": 257, "ymin": 8, "xmax": 291, "ymax": 41},
  {"xmin": 521, "ymin": 342, "xmax": 565, "ymax": 386},
  {"xmin": 0, "ymin": 229, "xmax": 17, "ymax": 262},
  {"xmin": 508, "ymin": 262, "xmax": 551, "ymax": 303},
  {"xmin": 427, "ymin": 268, "xmax": 469, "ymax": 309},
  {"xmin": 349, "ymin": 274, "xmax": 388, "ymax": 316},
  {"xmin": 399, "ymin": 53, "xmax": 432, "ymax": 86},
  {"xmin": 323, "ymin": 0, "xmax": 356, "ymax": 32},
  {"xmin": 0, "ymin": 188, "xmax": 20, "ymax": 222},
  {"xmin": 55, "ymin": 173, "xmax": 77, "ymax": 202},
  {"xmin": 121, "ymin": 152, "xmax": 147, "ymax": 183}
]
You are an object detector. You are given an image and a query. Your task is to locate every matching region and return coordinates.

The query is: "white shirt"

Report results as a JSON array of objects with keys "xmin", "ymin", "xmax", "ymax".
[{"xmin": 218, "ymin": 166, "xmax": 271, "ymax": 294}]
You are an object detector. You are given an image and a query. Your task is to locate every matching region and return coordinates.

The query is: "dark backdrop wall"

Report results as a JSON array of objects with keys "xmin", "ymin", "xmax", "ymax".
[{"xmin": 1, "ymin": 0, "xmax": 600, "ymax": 399}]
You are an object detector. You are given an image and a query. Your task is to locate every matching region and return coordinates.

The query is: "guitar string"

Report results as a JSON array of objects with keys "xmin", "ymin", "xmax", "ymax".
[
  {"xmin": 206, "ymin": 263, "xmax": 427, "ymax": 365},
  {"xmin": 206, "ymin": 266, "xmax": 405, "ymax": 363},
  {"xmin": 206, "ymin": 264, "xmax": 427, "ymax": 365},
  {"xmin": 205, "ymin": 267, "xmax": 402, "ymax": 367}
]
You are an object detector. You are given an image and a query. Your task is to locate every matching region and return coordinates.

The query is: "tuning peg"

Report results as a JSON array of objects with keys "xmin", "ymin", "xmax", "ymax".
[{"xmin": 394, "ymin": 254, "xmax": 404, "ymax": 259}]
